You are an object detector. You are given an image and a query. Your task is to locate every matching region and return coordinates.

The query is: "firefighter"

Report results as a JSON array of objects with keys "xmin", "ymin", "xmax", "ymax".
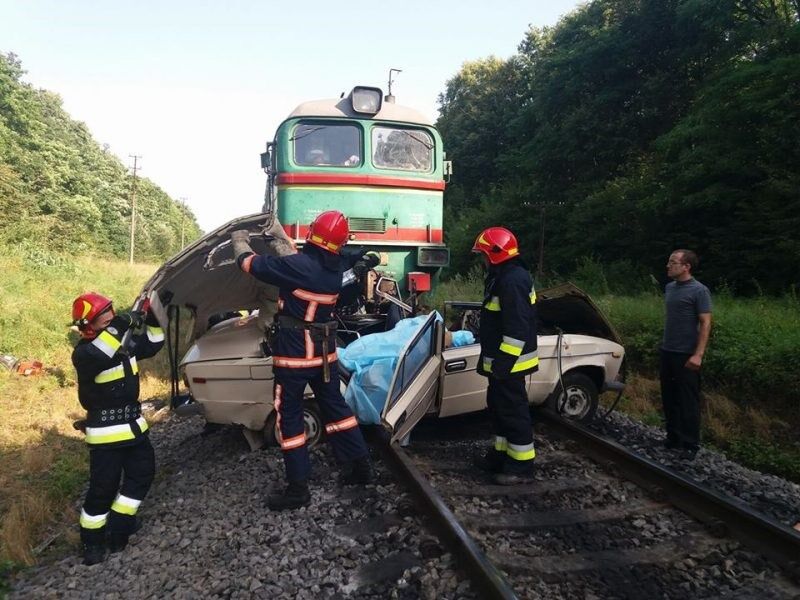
[
  {"xmin": 472, "ymin": 227, "xmax": 539, "ymax": 485},
  {"xmin": 71, "ymin": 292, "xmax": 164, "ymax": 565},
  {"xmin": 230, "ymin": 211, "xmax": 378, "ymax": 510}
]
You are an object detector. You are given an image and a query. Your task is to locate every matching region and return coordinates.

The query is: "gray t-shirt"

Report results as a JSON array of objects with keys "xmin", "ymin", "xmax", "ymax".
[{"xmin": 661, "ymin": 278, "xmax": 712, "ymax": 354}]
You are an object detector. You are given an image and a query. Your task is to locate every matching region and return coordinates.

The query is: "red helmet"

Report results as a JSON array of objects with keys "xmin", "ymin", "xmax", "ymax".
[
  {"xmin": 306, "ymin": 210, "xmax": 349, "ymax": 254},
  {"xmin": 472, "ymin": 227, "xmax": 520, "ymax": 265},
  {"xmin": 72, "ymin": 292, "xmax": 113, "ymax": 338}
]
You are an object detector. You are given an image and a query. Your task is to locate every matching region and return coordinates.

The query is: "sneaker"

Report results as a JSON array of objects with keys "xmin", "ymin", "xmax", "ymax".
[
  {"xmin": 82, "ymin": 543, "xmax": 107, "ymax": 566},
  {"xmin": 267, "ymin": 480, "xmax": 311, "ymax": 511}
]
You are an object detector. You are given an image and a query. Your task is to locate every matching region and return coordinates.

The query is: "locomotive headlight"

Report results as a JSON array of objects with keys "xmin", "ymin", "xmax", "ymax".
[
  {"xmin": 351, "ymin": 86, "xmax": 382, "ymax": 115},
  {"xmin": 417, "ymin": 247, "xmax": 450, "ymax": 267}
]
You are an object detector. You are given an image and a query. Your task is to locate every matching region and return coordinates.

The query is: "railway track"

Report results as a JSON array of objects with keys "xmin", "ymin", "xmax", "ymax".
[{"xmin": 378, "ymin": 412, "xmax": 800, "ymax": 599}]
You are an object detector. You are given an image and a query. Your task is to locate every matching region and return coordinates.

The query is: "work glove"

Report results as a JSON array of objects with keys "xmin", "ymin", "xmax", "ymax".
[
  {"xmin": 264, "ymin": 217, "xmax": 296, "ymax": 257},
  {"xmin": 352, "ymin": 252, "xmax": 381, "ymax": 278},
  {"xmin": 110, "ymin": 311, "xmax": 145, "ymax": 333},
  {"xmin": 362, "ymin": 252, "xmax": 381, "ymax": 269},
  {"xmin": 231, "ymin": 229, "xmax": 254, "ymax": 264}
]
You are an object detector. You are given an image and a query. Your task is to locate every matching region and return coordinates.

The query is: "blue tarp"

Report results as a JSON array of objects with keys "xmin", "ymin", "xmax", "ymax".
[{"xmin": 339, "ymin": 314, "xmax": 475, "ymax": 424}]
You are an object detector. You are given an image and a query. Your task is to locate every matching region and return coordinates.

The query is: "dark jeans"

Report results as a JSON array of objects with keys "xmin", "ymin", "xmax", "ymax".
[{"xmin": 659, "ymin": 350, "xmax": 701, "ymax": 451}]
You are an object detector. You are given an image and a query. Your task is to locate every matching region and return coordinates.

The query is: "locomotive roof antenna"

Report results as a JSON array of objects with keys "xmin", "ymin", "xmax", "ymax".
[{"xmin": 385, "ymin": 68, "xmax": 402, "ymax": 104}]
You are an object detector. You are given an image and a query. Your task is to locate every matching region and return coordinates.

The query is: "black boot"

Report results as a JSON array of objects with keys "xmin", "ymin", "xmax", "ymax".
[
  {"xmin": 267, "ymin": 480, "xmax": 311, "ymax": 511},
  {"xmin": 493, "ymin": 459, "xmax": 535, "ymax": 485},
  {"xmin": 82, "ymin": 543, "xmax": 107, "ymax": 566},
  {"xmin": 340, "ymin": 457, "xmax": 374, "ymax": 485},
  {"xmin": 108, "ymin": 533, "xmax": 129, "ymax": 554},
  {"xmin": 473, "ymin": 449, "xmax": 505, "ymax": 474}
]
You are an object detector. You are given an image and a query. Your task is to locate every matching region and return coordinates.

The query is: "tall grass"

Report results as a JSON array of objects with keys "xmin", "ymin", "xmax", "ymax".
[{"xmin": 0, "ymin": 244, "xmax": 168, "ymax": 566}]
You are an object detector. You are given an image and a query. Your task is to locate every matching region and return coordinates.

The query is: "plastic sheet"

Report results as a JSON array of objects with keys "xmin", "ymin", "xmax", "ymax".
[{"xmin": 340, "ymin": 314, "xmax": 441, "ymax": 424}]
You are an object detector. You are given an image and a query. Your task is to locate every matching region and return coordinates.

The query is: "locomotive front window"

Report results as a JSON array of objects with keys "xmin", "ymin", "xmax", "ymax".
[
  {"xmin": 292, "ymin": 123, "xmax": 361, "ymax": 167},
  {"xmin": 372, "ymin": 127, "xmax": 433, "ymax": 172}
]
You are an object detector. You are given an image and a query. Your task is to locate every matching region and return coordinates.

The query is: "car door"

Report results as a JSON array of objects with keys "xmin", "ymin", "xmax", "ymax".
[{"xmin": 381, "ymin": 312, "xmax": 443, "ymax": 443}]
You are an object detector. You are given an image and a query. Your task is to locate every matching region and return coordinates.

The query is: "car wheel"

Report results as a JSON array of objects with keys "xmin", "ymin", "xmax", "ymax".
[
  {"xmin": 265, "ymin": 399, "xmax": 324, "ymax": 448},
  {"xmin": 550, "ymin": 371, "xmax": 598, "ymax": 422}
]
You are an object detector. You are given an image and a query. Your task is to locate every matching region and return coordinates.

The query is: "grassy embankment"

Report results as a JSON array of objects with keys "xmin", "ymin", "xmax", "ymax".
[
  {"xmin": 434, "ymin": 272, "xmax": 800, "ymax": 482},
  {"xmin": 0, "ymin": 245, "xmax": 168, "ymax": 575}
]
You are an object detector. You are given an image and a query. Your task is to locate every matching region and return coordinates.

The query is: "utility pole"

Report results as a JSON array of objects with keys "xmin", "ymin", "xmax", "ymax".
[
  {"xmin": 128, "ymin": 155, "xmax": 141, "ymax": 264},
  {"xmin": 537, "ymin": 204, "xmax": 546, "ymax": 279},
  {"xmin": 179, "ymin": 197, "xmax": 187, "ymax": 248}
]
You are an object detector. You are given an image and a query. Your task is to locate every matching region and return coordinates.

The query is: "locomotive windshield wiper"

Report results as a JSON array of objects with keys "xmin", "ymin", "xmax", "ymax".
[
  {"xmin": 400, "ymin": 130, "xmax": 434, "ymax": 149},
  {"xmin": 290, "ymin": 126, "xmax": 327, "ymax": 141}
]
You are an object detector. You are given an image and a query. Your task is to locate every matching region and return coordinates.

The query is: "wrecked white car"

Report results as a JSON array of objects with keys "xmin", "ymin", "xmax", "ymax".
[{"xmin": 140, "ymin": 214, "xmax": 625, "ymax": 449}]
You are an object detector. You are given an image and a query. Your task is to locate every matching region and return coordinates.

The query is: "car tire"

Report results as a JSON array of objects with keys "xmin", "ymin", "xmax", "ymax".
[
  {"xmin": 264, "ymin": 398, "xmax": 324, "ymax": 448},
  {"xmin": 549, "ymin": 371, "xmax": 598, "ymax": 422}
]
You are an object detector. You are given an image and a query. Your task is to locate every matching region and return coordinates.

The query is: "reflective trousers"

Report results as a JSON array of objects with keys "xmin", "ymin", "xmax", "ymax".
[
  {"xmin": 80, "ymin": 436, "xmax": 155, "ymax": 545},
  {"xmin": 486, "ymin": 376, "xmax": 535, "ymax": 469},
  {"xmin": 274, "ymin": 362, "xmax": 368, "ymax": 483},
  {"xmin": 660, "ymin": 350, "xmax": 701, "ymax": 451}
]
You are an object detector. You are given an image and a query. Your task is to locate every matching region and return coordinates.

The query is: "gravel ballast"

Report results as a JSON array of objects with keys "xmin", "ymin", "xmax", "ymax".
[{"xmin": 10, "ymin": 413, "xmax": 475, "ymax": 599}]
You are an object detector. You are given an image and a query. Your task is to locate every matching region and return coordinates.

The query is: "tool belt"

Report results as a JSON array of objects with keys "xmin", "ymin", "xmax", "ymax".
[
  {"xmin": 86, "ymin": 403, "xmax": 141, "ymax": 426},
  {"xmin": 275, "ymin": 315, "xmax": 336, "ymax": 339},
  {"xmin": 273, "ymin": 315, "xmax": 338, "ymax": 382}
]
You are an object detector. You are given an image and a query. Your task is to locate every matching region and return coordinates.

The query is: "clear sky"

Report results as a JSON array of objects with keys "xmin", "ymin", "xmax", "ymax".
[{"xmin": 1, "ymin": 0, "xmax": 584, "ymax": 232}]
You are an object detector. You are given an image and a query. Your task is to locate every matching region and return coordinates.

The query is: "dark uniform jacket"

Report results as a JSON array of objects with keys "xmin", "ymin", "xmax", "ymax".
[
  {"xmin": 245, "ymin": 244, "xmax": 357, "ymax": 369},
  {"xmin": 477, "ymin": 259, "xmax": 539, "ymax": 379},
  {"xmin": 72, "ymin": 315, "xmax": 164, "ymax": 447}
]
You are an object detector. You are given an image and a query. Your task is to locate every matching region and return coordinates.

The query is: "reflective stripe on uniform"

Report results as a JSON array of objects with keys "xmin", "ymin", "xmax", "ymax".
[
  {"xmin": 485, "ymin": 296, "xmax": 501, "ymax": 311},
  {"xmin": 292, "ymin": 289, "xmax": 339, "ymax": 304},
  {"xmin": 241, "ymin": 255, "xmax": 255, "ymax": 273},
  {"xmin": 147, "ymin": 325, "xmax": 164, "ymax": 343},
  {"xmin": 325, "ymin": 416, "xmax": 358, "ymax": 434},
  {"xmin": 510, "ymin": 352, "xmax": 539, "ymax": 373},
  {"xmin": 94, "ymin": 356, "xmax": 138, "ymax": 384},
  {"xmin": 111, "ymin": 494, "xmax": 142, "ymax": 516},
  {"xmin": 92, "ymin": 330, "xmax": 121, "ymax": 357},
  {"xmin": 506, "ymin": 441, "xmax": 536, "ymax": 461},
  {"xmin": 483, "ymin": 353, "xmax": 538, "ymax": 374},
  {"xmin": 280, "ymin": 432, "xmax": 306, "ymax": 450},
  {"xmin": 80, "ymin": 509, "xmax": 108, "ymax": 529},
  {"xmin": 272, "ymin": 352, "xmax": 338, "ymax": 369},
  {"xmin": 530, "ymin": 289, "xmax": 537, "ymax": 304},
  {"xmin": 85, "ymin": 416, "xmax": 148, "ymax": 445},
  {"xmin": 493, "ymin": 436, "xmax": 508, "ymax": 452},
  {"xmin": 499, "ymin": 335, "xmax": 525, "ymax": 357},
  {"xmin": 95, "ymin": 363, "xmax": 125, "ymax": 384}
]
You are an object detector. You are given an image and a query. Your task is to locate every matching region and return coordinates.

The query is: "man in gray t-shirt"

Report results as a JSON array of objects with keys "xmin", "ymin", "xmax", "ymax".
[{"xmin": 660, "ymin": 249, "xmax": 712, "ymax": 460}]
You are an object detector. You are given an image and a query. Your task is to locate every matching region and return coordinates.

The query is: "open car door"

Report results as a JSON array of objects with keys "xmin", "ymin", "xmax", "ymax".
[{"xmin": 381, "ymin": 312, "xmax": 443, "ymax": 443}]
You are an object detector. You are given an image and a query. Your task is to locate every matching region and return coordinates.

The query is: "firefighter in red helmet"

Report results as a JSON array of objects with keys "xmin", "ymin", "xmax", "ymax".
[
  {"xmin": 472, "ymin": 227, "xmax": 539, "ymax": 484},
  {"xmin": 230, "ymin": 211, "xmax": 379, "ymax": 510},
  {"xmin": 70, "ymin": 292, "xmax": 164, "ymax": 564}
]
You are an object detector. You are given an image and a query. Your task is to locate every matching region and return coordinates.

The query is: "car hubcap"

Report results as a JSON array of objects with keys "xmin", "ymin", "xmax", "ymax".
[
  {"xmin": 304, "ymin": 410, "xmax": 321, "ymax": 445},
  {"xmin": 560, "ymin": 386, "xmax": 589, "ymax": 419}
]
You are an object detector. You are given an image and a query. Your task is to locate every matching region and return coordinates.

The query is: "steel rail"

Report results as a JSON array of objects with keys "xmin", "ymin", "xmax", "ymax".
[
  {"xmin": 540, "ymin": 411, "xmax": 800, "ymax": 580},
  {"xmin": 378, "ymin": 439, "xmax": 520, "ymax": 600}
]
